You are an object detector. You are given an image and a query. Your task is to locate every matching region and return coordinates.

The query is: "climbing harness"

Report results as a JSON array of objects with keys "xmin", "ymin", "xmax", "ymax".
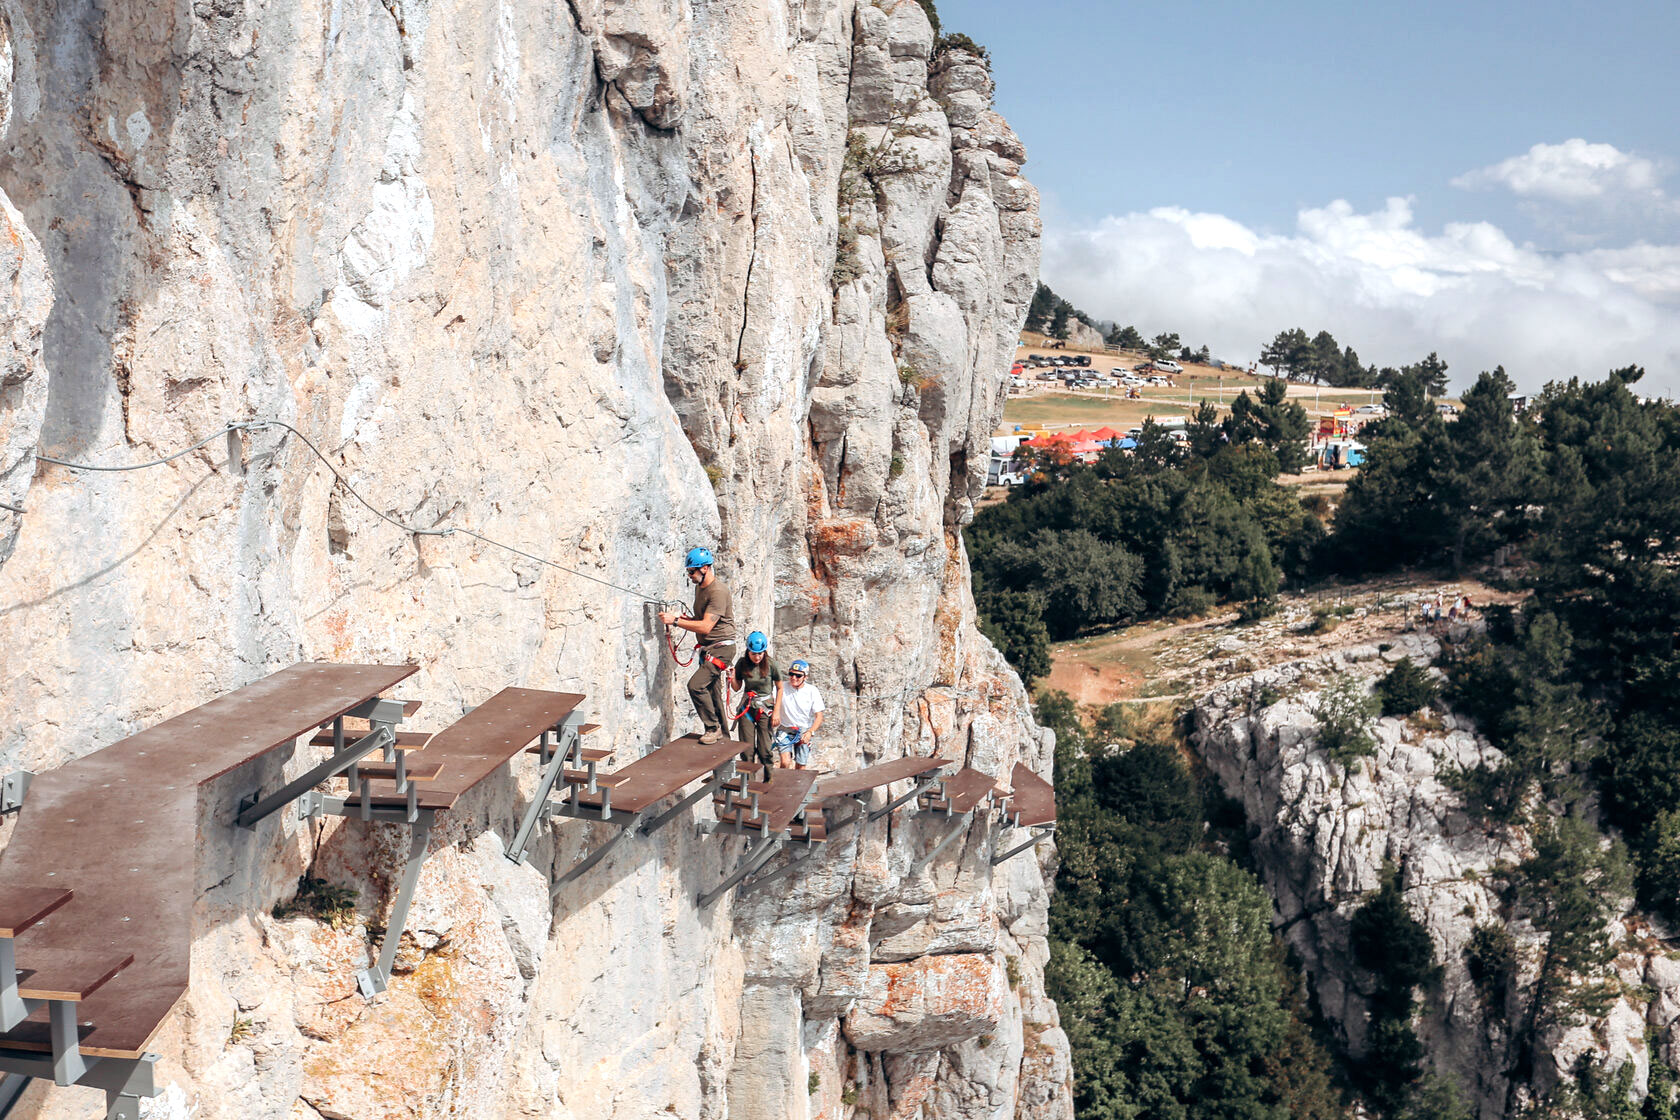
[{"xmin": 731, "ymin": 690, "xmax": 766, "ymax": 724}]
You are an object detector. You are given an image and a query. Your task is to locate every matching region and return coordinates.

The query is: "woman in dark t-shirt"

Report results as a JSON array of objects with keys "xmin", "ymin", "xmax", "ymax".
[{"xmin": 730, "ymin": 631, "xmax": 783, "ymax": 778}]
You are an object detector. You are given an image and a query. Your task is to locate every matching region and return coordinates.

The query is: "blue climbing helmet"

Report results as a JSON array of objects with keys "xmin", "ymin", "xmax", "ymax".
[
  {"xmin": 746, "ymin": 631, "xmax": 768, "ymax": 653},
  {"xmin": 790, "ymin": 659, "xmax": 810, "ymax": 673},
  {"xmin": 684, "ymin": 546, "xmax": 714, "ymax": 570}
]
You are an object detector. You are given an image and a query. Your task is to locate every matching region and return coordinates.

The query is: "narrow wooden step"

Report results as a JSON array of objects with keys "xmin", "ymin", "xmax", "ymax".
[
  {"xmin": 309, "ymin": 731, "xmax": 431, "ymax": 751},
  {"xmin": 352, "ymin": 762, "xmax": 444, "ymax": 783},
  {"xmin": 524, "ymin": 745, "xmax": 613, "ymax": 762},
  {"xmin": 0, "ymin": 887, "xmax": 73, "ymax": 938},
  {"xmin": 15, "ymin": 949, "xmax": 135, "ymax": 1002},
  {"xmin": 563, "ymin": 769, "xmax": 627, "ymax": 787}
]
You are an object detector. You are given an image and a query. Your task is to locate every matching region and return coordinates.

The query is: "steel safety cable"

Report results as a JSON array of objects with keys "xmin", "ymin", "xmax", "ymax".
[{"xmin": 26, "ymin": 418, "xmax": 687, "ymax": 609}]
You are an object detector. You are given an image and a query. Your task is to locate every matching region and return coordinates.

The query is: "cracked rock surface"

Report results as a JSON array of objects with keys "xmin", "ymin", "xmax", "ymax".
[
  {"xmin": 0, "ymin": 0, "xmax": 1066, "ymax": 1116},
  {"xmin": 1194, "ymin": 641, "xmax": 1680, "ymax": 1119}
]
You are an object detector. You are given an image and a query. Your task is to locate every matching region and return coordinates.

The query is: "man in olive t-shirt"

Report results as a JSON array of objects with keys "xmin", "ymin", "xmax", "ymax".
[{"xmin": 657, "ymin": 546, "xmax": 737, "ymax": 743}]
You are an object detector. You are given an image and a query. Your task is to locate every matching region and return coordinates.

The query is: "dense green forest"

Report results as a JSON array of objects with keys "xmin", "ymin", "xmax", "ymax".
[
  {"xmin": 976, "ymin": 361, "xmax": 1680, "ymax": 1117},
  {"xmin": 1039, "ymin": 695, "xmax": 1351, "ymax": 1120}
]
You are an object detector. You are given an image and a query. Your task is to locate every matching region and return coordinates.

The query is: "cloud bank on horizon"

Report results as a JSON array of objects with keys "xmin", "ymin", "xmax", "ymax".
[{"xmin": 1044, "ymin": 140, "xmax": 1680, "ymax": 397}]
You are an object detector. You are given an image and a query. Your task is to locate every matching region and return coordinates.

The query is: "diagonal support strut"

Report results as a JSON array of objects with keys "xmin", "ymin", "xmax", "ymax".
[
  {"xmin": 698, "ymin": 836, "xmax": 786, "ymax": 908},
  {"xmin": 356, "ymin": 809, "xmax": 435, "ymax": 998}
]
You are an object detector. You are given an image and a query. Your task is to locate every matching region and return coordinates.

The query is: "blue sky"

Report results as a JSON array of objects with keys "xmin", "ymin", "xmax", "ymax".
[{"xmin": 943, "ymin": 0, "xmax": 1680, "ymax": 392}]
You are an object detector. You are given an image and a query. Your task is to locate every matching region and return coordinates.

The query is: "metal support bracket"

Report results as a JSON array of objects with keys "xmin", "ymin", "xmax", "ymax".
[
  {"xmin": 507, "ymin": 710, "xmax": 587, "ymax": 865},
  {"xmin": 0, "ymin": 1072, "xmax": 28, "ymax": 1118},
  {"xmin": 0, "ymin": 940, "xmax": 28, "ymax": 1033},
  {"xmin": 991, "ymin": 826, "xmax": 1055, "ymax": 866},
  {"xmin": 907, "ymin": 810, "xmax": 975, "ymax": 878},
  {"xmin": 552, "ymin": 808, "xmax": 649, "ymax": 895},
  {"xmin": 49, "ymin": 1000, "xmax": 89, "ymax": 1086},
  {"xmin": 0, "ymin": 772, "xmax": 32, "ymax": 815},
  {"xmin": 0, "ymin": 1048, "xmax": 155, "ymax": 1119},
  {"xmin": 698, "ymin": 836, "xmax": 786, "ymax": 908},
  {"xmin": 238, "ymin": 717, "xmax": 396, "ymax": 829},
  {"xmin": 356, "ymin": 809, "xmax": 436, "ymax": 999},
  {"xmin": 867, "ymin": 773, "xmax": 946, "ymax": 822},
  {"xmin": 639, "ymin": 763, "xmax": 736, "ymax": 838},
  {"xmin": 738, "ymin": 846, "xmax": 818, "ymax": 895}
]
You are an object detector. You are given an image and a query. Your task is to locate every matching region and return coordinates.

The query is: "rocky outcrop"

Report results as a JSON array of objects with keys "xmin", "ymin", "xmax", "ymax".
[
  {"xmin": 1063, "ymin": 320, "xmax": 1104, "ymax": 352},
  {"xmin": 1193, "ymin": 638, "xmax": 1680, "ymax": 1119},
  {"xmin": 0, "ymin": 0, "xmax": 1067, "ymax": 1117}
]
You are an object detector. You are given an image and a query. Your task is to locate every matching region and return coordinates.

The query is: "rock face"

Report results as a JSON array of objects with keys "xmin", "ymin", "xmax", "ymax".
[
  {"xmin": 0, "ymin": 0, "xmax": 1069, "ymax": 1118},
  {"xmin": 1062, "ymin": 319, "xmax": 1104, "ymax": 352},
  {"xmin": 1193, "ymin": 640, "xmax": 1680, "ymax": 1119}
]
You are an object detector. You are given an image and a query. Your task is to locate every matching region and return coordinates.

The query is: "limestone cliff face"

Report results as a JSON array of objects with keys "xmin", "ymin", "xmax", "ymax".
[
  {"xmin": 1193, "ymin": 635, "xmax": 1680, "ymax": 1119},
  {"xmin": 0, "ymin": 0, "xmax": 1069, "ymax": 1116}
]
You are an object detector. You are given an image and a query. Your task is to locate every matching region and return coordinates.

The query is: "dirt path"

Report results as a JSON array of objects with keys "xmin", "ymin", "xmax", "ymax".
[{"xmin": 1042, "ymin": 576, "xmax": 1524, "ymax": 712}]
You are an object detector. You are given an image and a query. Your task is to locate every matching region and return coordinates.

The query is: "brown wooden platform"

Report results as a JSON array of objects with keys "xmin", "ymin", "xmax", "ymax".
[
  {"xmin": 573, "ymin": 735, "xmax": 748, "ymax": 814},
  {"xmin": 331, "ymin": 688, "xmax": 585, "ymax": 810},
  {"xmin": 0, "ymin": 662, "xmax": 415, "ymax": 1058},
  {"xmin": 1005, "ymin": 763, "xmax": 1056, "ymax": 828},
  {"xmin": 715, "ymin": 771, "xmax": 818, "ymax": 834},
  {"xmin": 926, "ymin": 768, "xmax": 1005, "ymax": 815},
  {"xmin": 812, "ymin": 757, "xmax": 949, "ymax": 801}
]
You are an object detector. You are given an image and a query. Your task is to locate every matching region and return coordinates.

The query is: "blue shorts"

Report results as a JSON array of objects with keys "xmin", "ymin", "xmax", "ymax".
[{"xmin": 774, "ymin": 728, "xmax": 810, "ymax": 765}]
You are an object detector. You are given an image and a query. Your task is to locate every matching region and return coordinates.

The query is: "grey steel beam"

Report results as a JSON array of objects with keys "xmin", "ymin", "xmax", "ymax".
[
  {"xmin": 356, "ymin": 809, "xmax": 435, "ymax": 999},
  {"xmin": 991, "ymin": 826, "xmax": 1055, "ymax": 866},
  {"xmin": 907, "ymin": 810, "xmax": 975, "ymax": 878},
  {"xmin": 698, "ymin": 836, "xmax": 786, "ymax": 908},
  {"xmin": 0, "ymin": 1050, "xmax": 155, "ymax": 1118},
  {"xmin": 0, "ymin": 1072, "xmax": 27, "ymax": 1119},
  {"xmin": 552, "ymin": 809, "xmax": 649, "ymax": 894},
  {"xmin": 738, "ymin": 847, "xmax": 818, "ymax": 895},
  {"xmin": 507, "ymin": 713, "xmax": 585, "ymax": 865},
  {"xmin": 0, "ymin": 772, "xmax": 31, "ymax": 815},
  {"xmin": 867, "ymin": 773, "xmax": 945, "ymax": 822},
  {"xmin": 238, "ymin": 723, "xmax": 394, "ymax": 828}
]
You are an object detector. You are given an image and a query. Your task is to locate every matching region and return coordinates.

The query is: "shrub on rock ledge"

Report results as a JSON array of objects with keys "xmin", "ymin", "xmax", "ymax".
[
  {"xmin": 1314, "ymin": 674, "xmax": 1380, "ymax": 770},
  {"xmin": 1377, "ymin": 658, "xmax": 1437, "ymax": 716}
]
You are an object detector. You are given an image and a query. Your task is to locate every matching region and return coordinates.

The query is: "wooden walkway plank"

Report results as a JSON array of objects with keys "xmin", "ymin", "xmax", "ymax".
[
  {"xmin": 717, "ymin": 771, "xmax": 818, "ymax": 834},
  {"xmin": 812, "ymin": 757, "xmax": 948, "ymax": 802},
  {"xmin": 931, "ymin": 768, "xmax": 1004, "ymax": 815},
  {"xmin": 1005, "ymin": 763, "xmax": 1056, "ymax": 828},
  {"xmin": 575, "ymin": 735, "xmax": 749, "ymax": 814},
  {"xmin": 409, "ymin": 688, "xmax": 584, "ymax": 810},
  {"xmin": 0, "ymin": 662, "xmax": 416, "ymax": 1058}
]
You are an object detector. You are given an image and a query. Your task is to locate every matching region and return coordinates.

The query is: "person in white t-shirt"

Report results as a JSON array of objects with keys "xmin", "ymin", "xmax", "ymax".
[{"xmin": 772, "ymin": 659, "xmax": 825, "ymax": 770}]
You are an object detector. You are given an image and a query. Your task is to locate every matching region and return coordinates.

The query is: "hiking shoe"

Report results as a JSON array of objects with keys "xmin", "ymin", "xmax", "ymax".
[{"xmin": 699, "ymin": 728, "xmax": 721, "ymax": 744}]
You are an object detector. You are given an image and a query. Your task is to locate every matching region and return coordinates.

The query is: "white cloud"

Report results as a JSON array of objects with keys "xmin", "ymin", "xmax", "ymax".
[
  {"xmin": 1452, "ymin": 139, "xmax": 1664, "ymax": 203},
  {"xmin": 1043, "ymin": 198, "xmax": 1680, "ymax": 396}
]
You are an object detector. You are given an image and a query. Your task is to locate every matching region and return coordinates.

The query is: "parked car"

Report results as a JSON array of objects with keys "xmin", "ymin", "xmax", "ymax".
[
  {"xmin": 1071, "ymin": 355, "xmax": 1091, "ymax": 367},
  {"xmin": 1110, "ymin": 367, "xmax": 1126, "ymax": 375},
  {"xmin": 1153, "ymin": 359, "xmax": 1184, "ymax": 374},
  {"xmin": 1354, "ymin": 404, "xmax": 1384, "ymax": 414},
  {"xmin": 1037, "ymin": 372, "xmax": 1058, "ymax": 381},
  {"xmin": 1133, "ymin": 362, "xmax": 1155, "ymax": 373}
]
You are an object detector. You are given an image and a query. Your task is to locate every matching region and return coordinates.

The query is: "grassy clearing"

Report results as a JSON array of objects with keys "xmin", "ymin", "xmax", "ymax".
[{"xmin": 1002, "ymin": 393, "xmax": 1193, "ymax": 430}]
